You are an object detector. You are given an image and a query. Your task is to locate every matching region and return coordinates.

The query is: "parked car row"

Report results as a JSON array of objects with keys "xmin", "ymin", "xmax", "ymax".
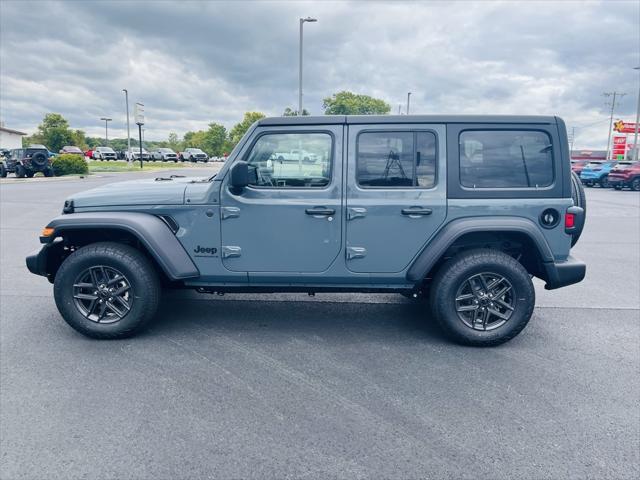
[
  {"xmin": 81, "ymin": 146, "xmax": 224, "ymax": 163},
  {"xmin": 572, "ymin": 160, "xmax": 640, "ymax": 191}
]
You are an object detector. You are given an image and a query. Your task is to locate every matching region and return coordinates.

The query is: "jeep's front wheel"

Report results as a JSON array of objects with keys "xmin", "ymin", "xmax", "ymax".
[
  {"xmin": 53, "ymin": 242, "xmax": 160, "ymax": 339},
  {"xmin": 430, "ymin": 249, "xmax": 535, "ymax": 346},
  {"xmin": 0, "ymin": 163, "xmax": 7, "ymax": 178}
]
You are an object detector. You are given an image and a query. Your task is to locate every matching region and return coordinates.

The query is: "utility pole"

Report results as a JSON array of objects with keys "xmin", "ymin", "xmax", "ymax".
[
  {"xmin": 406, "ymin": 92, "xmax": 412, "ymax": 115},
  {"xmin": 603, "ymin": 92, "xmax": 626, "ymax": 160},
  {"xmin": 633, "ymin": 67, "xmax": 640, "ymax": 162},
  {"xmin": 122, "ymin": 89, "xmax": 131, "ymax": 161},
  {"xmin": 569, "ymin": 126, "xmax": 575, "ymax": 153},
  {"xmin": 398, "ymin": 104, "xmax": 402, "ymax": 115}
]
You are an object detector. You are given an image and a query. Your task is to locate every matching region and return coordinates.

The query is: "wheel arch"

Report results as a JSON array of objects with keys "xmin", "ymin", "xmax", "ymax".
[
  {"xmin": 406, "ymin": 217, "xmax": 554, "ymax": 284},
  {"xmin": 40, "ymin": 212, "xmax": 199, "ymax": 282}
]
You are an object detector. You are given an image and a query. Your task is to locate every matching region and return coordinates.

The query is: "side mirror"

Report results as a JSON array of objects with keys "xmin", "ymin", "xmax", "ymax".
[{"xmin": 229, "ymin": 161, "xmax": 249, "ymax": 191}]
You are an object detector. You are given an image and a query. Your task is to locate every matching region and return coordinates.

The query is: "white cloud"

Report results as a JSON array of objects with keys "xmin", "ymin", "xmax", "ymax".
[{"xmin": 1, "ymin": 0, "xmax": 638, "ymax": 149}]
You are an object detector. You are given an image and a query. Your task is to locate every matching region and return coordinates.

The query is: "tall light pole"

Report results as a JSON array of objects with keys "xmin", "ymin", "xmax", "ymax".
[
  {"xmin": 603, "ymin": 92, "xmax": 625, "ymax": 160},
  {"xmin": 100, "ymin": 117, "xmax": 112, "ymax": 146},
  {"xmin": 298, "ymin": 17, "xmax": 317, "ymax": 116},
  {"xmin": 122, "ymin": 89, "xmax": 131, "ymax": 159},
  {"xmin": 633, "ymin": 67, "xmax": 640, "ymax": 162},
  {"xmin": 407, "ymin": 92, "xmax": 412, "ymax": 115}
]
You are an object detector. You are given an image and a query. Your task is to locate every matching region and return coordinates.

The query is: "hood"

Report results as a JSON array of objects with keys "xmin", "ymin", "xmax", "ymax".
[{"xmin": 70, "ymin": 177, "xmax": 201, "ymax": 208}]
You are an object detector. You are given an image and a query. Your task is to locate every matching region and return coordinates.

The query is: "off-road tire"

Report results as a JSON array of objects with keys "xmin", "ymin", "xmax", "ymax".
[
  {"xmin": 570, "ymin": 171, "xmax": 586, "ymax": 246},
  {"xmin": 1, "ymin": 163, "xmax": 7, "ymax": 178},
  {"xmin": 54, "ymin": 242, "xmax": 160, "ymax": 339},
  {"xmin": 430, "ymin": 249, "xmax": 535, "ymax": 347},
  {"xmin": 43, "ymin": 166, "xmax": 54, "ymax": 177},
  {"xmin": 15, "ymin": 164, "xmax": 26, "ymax": 178}
]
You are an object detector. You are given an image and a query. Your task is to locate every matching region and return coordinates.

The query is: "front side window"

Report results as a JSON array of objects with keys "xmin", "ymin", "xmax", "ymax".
[
  {"xmin": 459, "ymin": 130, "xmax": 553, "ymax": 188},
  {"xmin": 245, "ymin": 132, "xmax": 332, "ymax": 188},
  {"xmin": 357, "ymin": 131, "xmax": 437, "ymax": 188}
]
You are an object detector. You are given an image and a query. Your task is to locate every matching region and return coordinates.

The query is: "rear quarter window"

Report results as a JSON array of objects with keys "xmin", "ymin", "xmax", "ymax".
[{"xmin": 459, "ymin": 130, "xmax": 554, "ymax": 188}]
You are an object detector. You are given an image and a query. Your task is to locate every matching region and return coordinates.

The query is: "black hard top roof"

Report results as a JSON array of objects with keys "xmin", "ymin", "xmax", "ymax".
[{"xmin": 257, "ymin": 114, "xmax": 558, "ymax": 126}]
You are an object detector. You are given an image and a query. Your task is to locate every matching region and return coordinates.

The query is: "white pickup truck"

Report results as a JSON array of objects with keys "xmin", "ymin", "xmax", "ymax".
[{"xmin": 272, "ymin": 149, "xmax": 318, "ymax": 163}]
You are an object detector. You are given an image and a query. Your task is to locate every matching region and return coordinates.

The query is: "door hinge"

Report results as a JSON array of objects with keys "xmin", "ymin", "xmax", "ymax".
[
  {"xmin": 347, "ymin": 207, "xmax": 367, "ymax": 221},
  {"xmin": 222, "ymin": 246, "xmax": 242, "ymax": 258},
  {"xmin": 346, "ymin": 246, "xmax": 367, "ymax": 260},
  {"xmin": 221, "ymin": 207, "xmax": 240, "ymax": 220}
]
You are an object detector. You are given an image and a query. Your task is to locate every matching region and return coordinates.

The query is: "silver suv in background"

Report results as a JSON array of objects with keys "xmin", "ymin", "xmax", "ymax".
[
  {"xmin": 93, "ymin": 147, "xmax": 117, "ymax": 161},
  {"xmin": 151, "ymin": 148, "xmax": 178, "ymax": 162},
  {"xmin": 180, "ymin": 148, "xmax": 208, "ymax": 162}
]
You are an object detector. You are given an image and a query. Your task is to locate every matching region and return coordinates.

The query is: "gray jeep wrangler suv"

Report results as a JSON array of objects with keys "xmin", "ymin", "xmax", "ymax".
[{"xmin": 26, "ymin": 115, "xmax": 586, "ymax": 346}]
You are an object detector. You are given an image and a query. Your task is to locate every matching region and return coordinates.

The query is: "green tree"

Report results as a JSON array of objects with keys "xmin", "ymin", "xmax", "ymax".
[
  {"xmin": 27, "ymin": 113, "xmax": 76, "ymax": 152},
  {"xmin": 229, "ymin": 111, "xmax": 266, "ymax": 146},
  {"xmin": 167, "ymin": 132, "xmax": 181, "ymax": 151},
  {"xmin": 202, "ymin": 123, "xmax": 227, "ymax": 156},
  {"xmin": 322, "ymin": 91, "xmax": 390, "ymax": 115},
  {"xmin": 282, "ymin": 107, "xmax": 309, "ymax": 116}
]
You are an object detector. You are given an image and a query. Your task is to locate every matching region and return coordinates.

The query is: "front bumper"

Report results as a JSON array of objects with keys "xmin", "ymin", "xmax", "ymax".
[
  {"xmin": 580, "ymin": 173, "xmax": 603, "ymax": 183},
  {"xmin": 543, "ymin": 255, "xmax": 586, "ymax": 290},
  {"xmin": 607, "ymin": 176, "xmax": 628, "ymax": 186},
  {"xmin": 26, "ymin": 243, "xmax": 58, "ymax": 282}
]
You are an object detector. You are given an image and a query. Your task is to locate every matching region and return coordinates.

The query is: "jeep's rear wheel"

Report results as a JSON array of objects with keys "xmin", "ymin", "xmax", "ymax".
[
  {"xmin": 43, "ymin": 166, "xmax": 54, "ymax": 177},
  {"xmin": 15, "ymin": 164, "xmax": 26, "ymax": 178},
  {"xmin": 26, "ymin": 170, "xmax": 34, "ymax": 178},
  {"xmin": 54, "ymin": 242, "xmax": 160, "ymax": 339},
  {"xmin": 430, "ymin": 249, "xmax": 535, "ymax": 346}
]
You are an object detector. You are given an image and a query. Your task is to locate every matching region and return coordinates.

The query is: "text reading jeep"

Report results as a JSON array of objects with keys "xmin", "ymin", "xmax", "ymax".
[{"xmin": 27, "ymin": 115, "xmax": 586, "ymax": 345}]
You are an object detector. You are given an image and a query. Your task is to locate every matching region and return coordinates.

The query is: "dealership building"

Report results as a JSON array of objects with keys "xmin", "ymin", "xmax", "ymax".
[{"xmin": 0, "ymin": 125, "xmax": 27, "ymax": 149}]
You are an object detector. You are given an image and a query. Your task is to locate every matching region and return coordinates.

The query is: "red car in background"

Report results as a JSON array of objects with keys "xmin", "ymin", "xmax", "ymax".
[
  {"xmin": 607, "ymin": 162, "xmax": 640, "ymax": 191},
  {"xmin": 84, "ymin": 149, "xmax": 93, "ymax": 159},
  {"xmin": 571, "ymin": 160, "xmax": 590, "ymax": 175}
]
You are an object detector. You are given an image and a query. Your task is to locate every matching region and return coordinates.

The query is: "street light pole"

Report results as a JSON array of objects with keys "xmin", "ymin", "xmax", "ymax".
[
  {"xmin": 633, "ymin": 67, "xmax": 640, "ymax": 162},
  {"xmin": 100, "ymin": 117, "xmax": 112, "ymax": 146},
  {"xmin": 122, "ymin": 89, "xmax": 131, "ymax": 160},
  {"xmin": 407, "ymin": 92, "xmax": 412, "ymax": 115},
  {"xmin": 298, "ymin": 17, "xmax": 317, "ymax": 116}
]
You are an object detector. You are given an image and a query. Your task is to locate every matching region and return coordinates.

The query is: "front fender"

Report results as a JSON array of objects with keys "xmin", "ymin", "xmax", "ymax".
[{"xmin": 34, "ymin": 212, "xmax": 199, "ymax": 281}]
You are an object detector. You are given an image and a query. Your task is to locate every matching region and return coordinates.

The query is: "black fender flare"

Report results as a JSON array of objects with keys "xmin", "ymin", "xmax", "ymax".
[
  {"xmin": 406, "ymin": 216, "xmax": 554, "ymax": 283},
  {"xmin": 41, "ymin": 212, "xmax": 199, "ymax": 280}
]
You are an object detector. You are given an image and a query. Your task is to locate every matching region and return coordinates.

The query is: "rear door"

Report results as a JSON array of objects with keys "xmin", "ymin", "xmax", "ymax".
[{"xmin": 345, "ymin": 123, "xmax": 447, "ymax": 273}]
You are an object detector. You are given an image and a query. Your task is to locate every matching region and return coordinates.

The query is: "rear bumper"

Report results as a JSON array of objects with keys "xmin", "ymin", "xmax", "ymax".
[
  {"xmin": 543, "ymin": 255, "xmax": 586, "ymax": 290},
  {"xmin": 607, "ymin": 176, "xmax": 628, "ymax": 186}
]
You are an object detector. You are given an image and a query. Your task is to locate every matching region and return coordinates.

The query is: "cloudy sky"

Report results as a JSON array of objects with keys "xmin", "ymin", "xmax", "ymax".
[{"xmin": 1, "ymin": 0, "xmax": 639, "ymax": 148}]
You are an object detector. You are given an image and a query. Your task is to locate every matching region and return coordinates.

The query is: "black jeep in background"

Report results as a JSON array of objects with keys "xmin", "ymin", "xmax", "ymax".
[{"xmin": 0, "ymin": 145, "xmax": 54, "ymax": 178}]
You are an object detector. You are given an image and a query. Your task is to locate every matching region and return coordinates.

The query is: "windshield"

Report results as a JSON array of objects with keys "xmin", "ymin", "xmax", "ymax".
[
  {"xmin": 159, "ymin": 148, "xmax": 173, "ymax": 153},
  {"xmin": 614, "ymin": 162, "xmax": 634, "ymax": 169},
  {"xmin": 64, "ymin": 146, "xmax": 82, "ymax": 153},
  {"xmin": 97, "ymin": 147, "xmax": 115, "ymax": 153}
]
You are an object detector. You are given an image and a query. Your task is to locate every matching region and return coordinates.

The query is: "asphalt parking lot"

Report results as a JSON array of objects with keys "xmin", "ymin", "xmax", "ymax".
[{"xmin": 1, "ymin": 170, "xmax": 638, "ymax": 479}]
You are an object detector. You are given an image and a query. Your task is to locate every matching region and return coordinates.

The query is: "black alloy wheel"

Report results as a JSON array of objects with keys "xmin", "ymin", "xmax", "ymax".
[
  {"xmin": 72, "ymin": 265, "xmax": 133, "ymax": 324},
  {"xmin": 454, "ymin": 272, "xmax": 515, "ymax": 331}
]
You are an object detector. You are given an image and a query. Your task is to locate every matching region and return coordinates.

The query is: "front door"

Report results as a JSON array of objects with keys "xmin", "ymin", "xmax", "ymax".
[
  {"xmin": 220, "ymin": 126, "xmax": 343, "ymax": 273},
  {"xmin": 345, "ymin": 123, "xmax": 447, "ymax": 273}
]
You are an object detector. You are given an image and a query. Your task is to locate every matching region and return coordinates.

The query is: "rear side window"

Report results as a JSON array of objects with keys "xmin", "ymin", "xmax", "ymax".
[
  {"xmin": 357, "ymin": 131, "xmax": 436, "ymax": 188},
  {"xmin": 459, "ymin": 130, "xmax": 553, "ymax": 188}
]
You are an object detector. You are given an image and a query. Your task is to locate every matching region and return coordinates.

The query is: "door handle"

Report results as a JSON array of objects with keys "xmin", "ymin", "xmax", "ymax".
[
  {"xmin": 401, "ymin": 207, "xmax": 433, "ymax": 216},
  {"xmin": 305, "ymin": 207, "xmax": 335, "ymax": 216}
]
